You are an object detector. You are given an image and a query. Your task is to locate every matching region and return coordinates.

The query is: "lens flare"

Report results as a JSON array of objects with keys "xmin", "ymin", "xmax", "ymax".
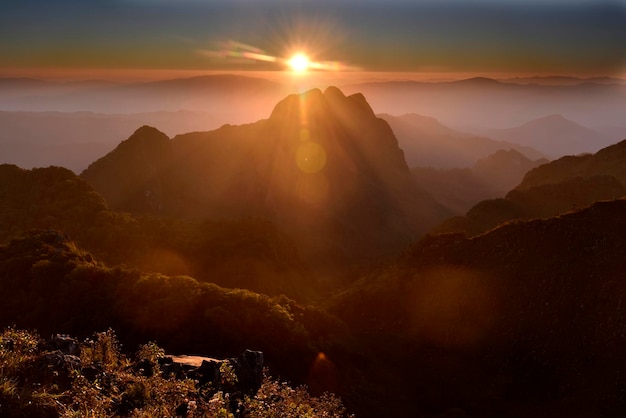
[
  {"xmin": 296, "ymin": 141, "xmax": 326, "ymax": 174},
  {"xmin": 198, "ymin": 40, "xmax": 359, "ymax": 72}
]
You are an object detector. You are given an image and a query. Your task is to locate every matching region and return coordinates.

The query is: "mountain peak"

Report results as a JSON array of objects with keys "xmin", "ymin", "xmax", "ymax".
[
  {"xmin": 268, "ymin": 87, "xmax": 378, "ymax": 124},
  {"xmin": 323, "ymin": 85, "xmax": 345, "ymax": 100},
  {"xmin": 130, "ymin": 125, "xmax": 170, "ymax": 140},
  {"xmin": 453, "ymin": 77, "xmax": 501, "ymax": 86},
  {"xmin": 516, "ymin": 114, "xmax": 595, "ymax": 132}
]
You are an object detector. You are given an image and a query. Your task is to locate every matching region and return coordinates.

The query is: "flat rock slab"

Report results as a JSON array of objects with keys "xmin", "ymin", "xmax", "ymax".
[{"xmin": 169, "ymin": 355, "xmax": 220, "ymax": 367}]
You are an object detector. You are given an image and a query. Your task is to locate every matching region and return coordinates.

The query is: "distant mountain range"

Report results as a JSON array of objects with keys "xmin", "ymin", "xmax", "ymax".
[
  {"xmin": 342, "ymin": 77, "xmax": 626, "ymax": 133},
  {"xmin": 412, "ymin": 149, "xmax": 548, "ymax": 214},
  {"xmin": 0, "ymin": 75, "xmax": 287, "ymax": 121},
  {"xmin": 380, "ymin": 113, "xmax": 545, "ymax": 168},
  {"xmin": 481, "ymin": 114, "xmax": 612, "ymax": 158},
  {"xmin": 2, "ymin": 74, "xmax": 625, "ymax": 172},
  {"xmin": 435, "ymin": 140, "xmax": 626, "ymax": 236},
  {"xmin": 497, "ymin": 75, "xmax": 626, "ymax": 86},
  {"xmin": 498, "ymin": 76, "xmax": 626, "ymax": 86}
]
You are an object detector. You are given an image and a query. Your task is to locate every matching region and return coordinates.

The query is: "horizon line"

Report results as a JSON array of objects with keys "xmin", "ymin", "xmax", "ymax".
[{"xmin": 1, "ymin": 68, "xmax": 625, "ymax": 83}]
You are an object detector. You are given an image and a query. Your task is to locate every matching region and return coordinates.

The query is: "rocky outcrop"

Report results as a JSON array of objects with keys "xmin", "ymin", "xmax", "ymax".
[{"xmin": 163, "ymin": 349, "xmax": 264, "ymax": 396}]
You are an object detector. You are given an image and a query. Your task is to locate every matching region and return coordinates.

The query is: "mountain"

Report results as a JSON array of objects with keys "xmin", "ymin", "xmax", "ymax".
[
  {"xmin": 485, "ymin": 114, "xmax": 612, "ymax": 158},
  {"xmin": 381, "ymin": 113, "xmax": 545, "ymax": 168},
  {"xmin": 81, "ymin": 87, "xmax": 450, "ymax": 269},
  {"xmin": 412, "ymin": 149, "xmax": 548, "ymax": 214},
  {"xmin": 435, "ymin": 175, "xmax": 625, "ymax": 236},
  {"xmin": 517, "ymin": 138, "xmax": 626, "ymax": 190},
  {"xmin": 472, "ymin": 149, "xmax": 549, "ymax": 192},
  {"xmin": 0, "ymin": 110, "xmax": 221, "ymax": 173},
  {"xmin": 0, "ymin": 164, "xmax": 311, "ymax": 299},
  {"xmin": 329, "ymin": 198, "xmax": 626, "ymax": 416},
  {"xmin": 342, "ymin": 79, "xmax": 626, "ymax": 134},
  {"xmin": 433, "ymin": 140, "xmax": 626, "ymax": 236}
]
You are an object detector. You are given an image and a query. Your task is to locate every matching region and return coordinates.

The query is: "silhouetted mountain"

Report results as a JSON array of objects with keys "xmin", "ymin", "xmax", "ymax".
[
  {"xmin": 436, "ymin": 175, "xmax": 625, "ymax": 236},
  {"xmin": 329, "ymin": 198, "xmax": 626, "ymax": 416},
  {"xmin": 411, "ymin": 167, "xmax": 495, "ymax": 214},
  {"xmin": 472, "ymin": 149, "xmax": 549, "ymax": 192},
  {"xmin": 485, "ymin": 114, "xmax": 612, "ymax": 158},
  {"xmin": 0, "ymin": 110, "xmax": 220, "ymax": 172},
  {"xmin": 82, "ymin": 88, "xmax": 450, "ymax": 269},
  {"xmin": 517, "ymin": 138, "xmax": 626, "ymax": 190},
  {"xmin": 0, "ymin": 164, "xmax": 311, "ymax": 299},
  {"xmin": 412, "ymin": 149, "xmax": 548, "ymax": 214},
  {"xmin": 381, "ymin": 113, "xmax": 544, "ymax": 168}
]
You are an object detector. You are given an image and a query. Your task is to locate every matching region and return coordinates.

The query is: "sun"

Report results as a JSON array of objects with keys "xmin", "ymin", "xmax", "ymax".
[{"xmin": 287, "ymin": 53, "xmax": 310, "ymax": 72}]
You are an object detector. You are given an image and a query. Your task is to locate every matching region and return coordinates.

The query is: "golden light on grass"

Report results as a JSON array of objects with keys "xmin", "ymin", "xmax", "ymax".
[{"xmin": 287, "ymin": 53, "xmax": 311, "ymax": 72}]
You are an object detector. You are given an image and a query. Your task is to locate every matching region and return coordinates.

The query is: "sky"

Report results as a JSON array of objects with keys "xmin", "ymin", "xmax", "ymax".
[{"xmin": 1, "ymin": 0, "xmax": 625, "ymax": 80}]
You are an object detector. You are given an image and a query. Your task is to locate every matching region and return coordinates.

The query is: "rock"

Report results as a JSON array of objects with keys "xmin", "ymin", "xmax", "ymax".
[
  {"xmin": 43, "ymin": 334, "xmax": 80, "ymax": 356},
  {"xmin": 167, "ymin": 350, "xmax": 264, "ymax": 395},
  {"xmin": 188, "ymin": 358, "xmax": 221, "ymax": 387},
  {"xmin": 230, "ymin": 349, "xmax": 264, "ymax": 395},
  {"xmin": 39, "ymin": 350, "xmax": 82, "ymax": 389}
]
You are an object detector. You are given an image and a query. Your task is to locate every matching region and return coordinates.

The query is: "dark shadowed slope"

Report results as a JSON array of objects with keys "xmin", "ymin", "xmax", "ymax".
[
  {"xmin": 0, "ymin": 164, "xmax": 311, "ymax": 299},
  {"xmin": 329, "ymin": 198, "xmax": 626, "ymax": 417},
  {"xmin": 81, "ymin": 87, "xmax": 450, "ymax": 268},
  {"xmin": 0, "ymin": 230, "xmax": 343, "ymax": 389}
]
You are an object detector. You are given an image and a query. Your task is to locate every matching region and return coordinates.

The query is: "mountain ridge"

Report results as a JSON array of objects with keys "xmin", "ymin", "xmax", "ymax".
[{"xmin": 81, "ymin": 87, "xmax": 450, "ymax": 270}]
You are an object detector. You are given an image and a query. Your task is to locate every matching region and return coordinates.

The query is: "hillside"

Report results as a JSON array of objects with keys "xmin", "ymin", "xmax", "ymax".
[
  {"xmin": 0, "ymin": 328, "xmax": 348, "ymax": 417},
  {"xmin": 81, "ymin": 87, "xmax": 450, "ymax": 269},
  {"xmin": 0, "ymin": 164, "xmax": 311, "ymax": 299},
  {"xmin": 329, "ymin": 198, "xmax": 626, "ymax": 416},
  {"xmin": 0, "ymin": 230, "xmax": 343, "ymax": 390},
  {"xmin": 517, "ymin": 138, "xmax": 626, "ymax": 190}
]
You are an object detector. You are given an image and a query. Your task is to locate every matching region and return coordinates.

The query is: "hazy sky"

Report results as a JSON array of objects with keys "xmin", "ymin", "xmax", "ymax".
[{"xmin": 1, "ymin": 0, "xmax": 625, "ymax": 78}]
